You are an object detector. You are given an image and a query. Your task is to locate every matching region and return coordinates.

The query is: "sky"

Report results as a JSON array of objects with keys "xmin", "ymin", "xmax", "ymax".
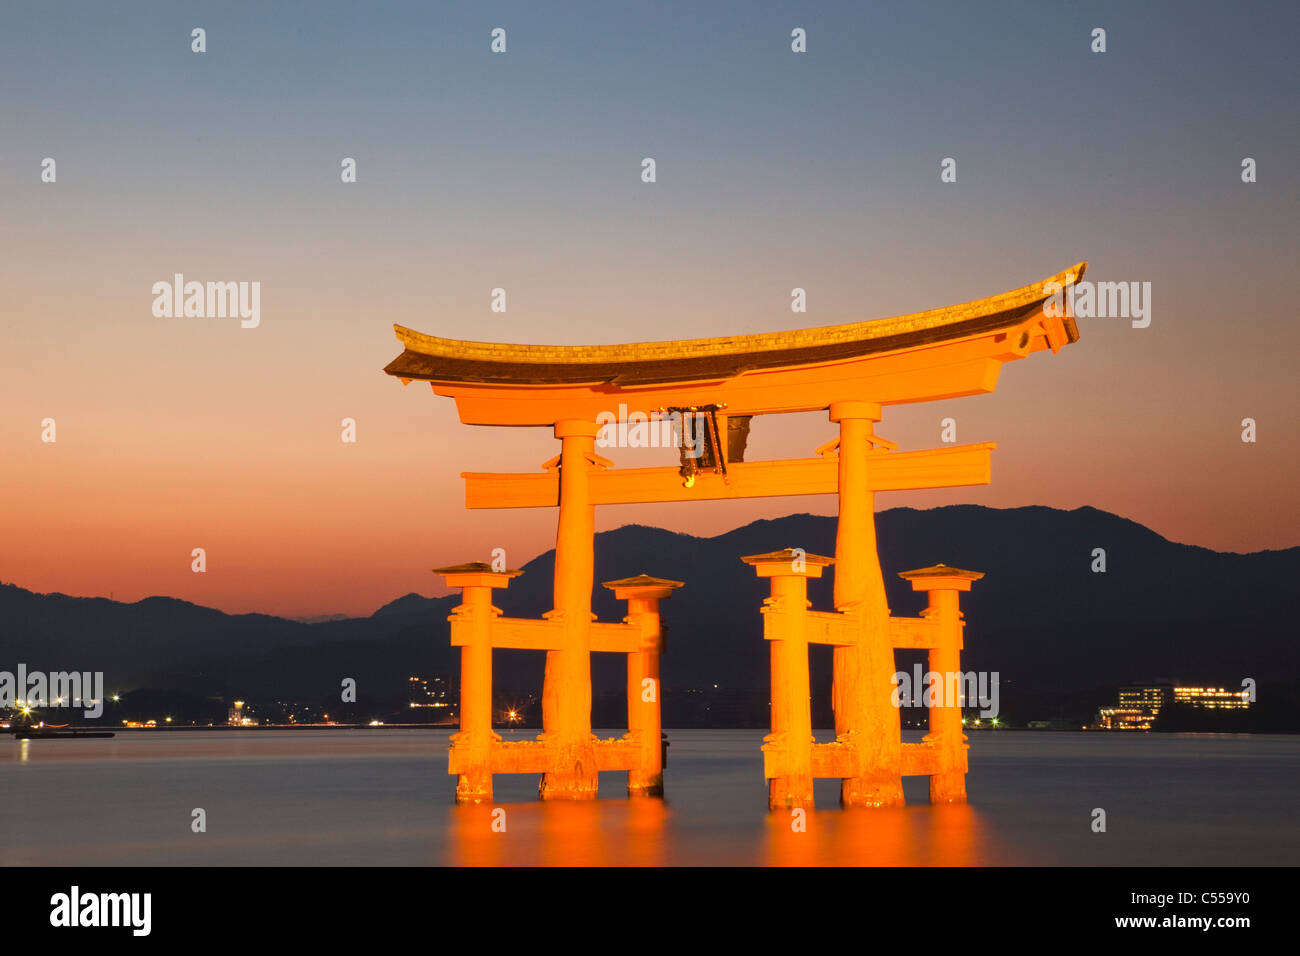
[{"xmin": 1, "ymin": 1, "xmax": 1296, "ymax": 618}]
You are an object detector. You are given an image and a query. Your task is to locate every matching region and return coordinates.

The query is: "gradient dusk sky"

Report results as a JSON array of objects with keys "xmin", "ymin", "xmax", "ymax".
[{"xmin": 2, "ymin": 1, "xmax": 1296, "ymax": 618}]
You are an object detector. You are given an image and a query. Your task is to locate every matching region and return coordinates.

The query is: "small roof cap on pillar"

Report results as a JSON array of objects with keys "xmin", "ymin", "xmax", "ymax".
[
  {"xmin": 742, "ymin": 548, "xmax": 834, "ymax": 577},
  {"xmin": 433, "ymin": 561, "xmax": 523, "ymax": 587},
  {"xmin": 602, "ymin": 573, "xmax": 685, "ymax": 599},
  {"xmin": 898, "ymin": 563, "xmax": 984, "ymax": 591},
  {"xmin": 602, "ymin": 573, "xmax": 685, "ymax": 590}
]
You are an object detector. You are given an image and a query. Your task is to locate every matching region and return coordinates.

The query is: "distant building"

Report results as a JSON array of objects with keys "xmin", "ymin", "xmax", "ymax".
[
  {"xmin": 1098, "ymin": 681, "xmax": 1250, "ymax": 729},
  {"xmin": 1171, "ymin": 686, "xmax": 1251, "ymax": 710},
  {"xmin": 408, "ymin": 675, "xmax": 453, "ymax": 711},
  {"xmin": 227, "ymin": 700, "xmax": 257, "ymax": 726},
  {"xmin": 1097, "ymin": 707, "xmax": 1153, "ymax": 731},
  {"xmin": 1118, "ymin": 683, "xmax": 1172, "ymax": 715}
]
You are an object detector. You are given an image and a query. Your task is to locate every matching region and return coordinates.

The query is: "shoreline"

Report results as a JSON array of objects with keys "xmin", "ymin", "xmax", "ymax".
[{"xmin": 7, "ymin": 724, "xmax": 1292, "ymax": 735}]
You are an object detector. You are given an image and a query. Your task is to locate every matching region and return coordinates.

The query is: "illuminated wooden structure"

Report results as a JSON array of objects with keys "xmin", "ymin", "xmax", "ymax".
[
  {"xmin": 434, "ymin": 562, "xmax": 678, "ymax": 803},
  {"xmin": 743, "ymin": 552, "xmax": 984, "ymax": 808},
  {"xmin": 386, "ymin": 262, "xmax": 1085, "ymax": 805}
]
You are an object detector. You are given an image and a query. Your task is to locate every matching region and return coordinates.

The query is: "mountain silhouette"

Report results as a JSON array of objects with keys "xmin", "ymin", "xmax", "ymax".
[{"xmin": 1, "ymin": 506, "xmax": 1294, "ymax": 709}]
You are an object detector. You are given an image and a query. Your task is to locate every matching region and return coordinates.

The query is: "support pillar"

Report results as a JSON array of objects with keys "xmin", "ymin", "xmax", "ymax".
[
  {"xmin": 540, "ymin": 419, "xmax": 601, "ymax": 799},
  {"xmin": 435, "ymin": 562, "xmax": 522, "ymax": 805},
  {"xmin": 829, "ymin": 401, "xmax": 904, "ymax": 808},
  {"xmin": 743, "ymin": 549, "xmax": 833, "ymax": 810},
  {"xmin": 603, "ymin": 574, "xmax": 684, "ymax": 796},
  {"xmin": 899, "ymin": 564, "xmax": 984, "ymax": 804}
]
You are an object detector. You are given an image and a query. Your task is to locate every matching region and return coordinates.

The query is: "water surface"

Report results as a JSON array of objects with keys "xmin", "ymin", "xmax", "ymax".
[{"xmin": 2, "ymin": 729, "xmax": 1294, "ymax": 865}]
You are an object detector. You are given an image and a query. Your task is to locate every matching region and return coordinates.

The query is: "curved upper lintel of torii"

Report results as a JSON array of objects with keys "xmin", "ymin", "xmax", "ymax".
[{"xmin": 383, "ymin": 261, "xmax": 1086, "ymax": 426}]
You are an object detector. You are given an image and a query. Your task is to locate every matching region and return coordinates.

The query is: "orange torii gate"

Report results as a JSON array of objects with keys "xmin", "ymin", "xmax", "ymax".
[{"xmin": 385, "ymin": 262, "xmax": 1085, "ymax": 807}]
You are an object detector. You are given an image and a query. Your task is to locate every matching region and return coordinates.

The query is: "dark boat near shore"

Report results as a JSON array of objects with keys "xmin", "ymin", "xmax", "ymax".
[{"xmin": 10, "ymin": 720, "xmax": 114, "ymax": 740}]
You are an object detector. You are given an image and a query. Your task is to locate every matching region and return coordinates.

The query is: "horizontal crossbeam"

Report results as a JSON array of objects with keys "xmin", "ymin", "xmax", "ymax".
[
  {"xmin": 800, "ymin": 612, "xmax": 947, "ymax": 649},
  {"xmin": 889, "ymin": 616, "xmax": 945, "ymax": 649},
  {"xmin": 762, "ymin": 740, "xmax": 946, "ymax": 780},
  {"xmin": 463, "ymin": 443, "xmax": 994, "ymax": 509},
  {"xmin": 449, "ymin": 615, "xmax": 645, "ymax": 653},
  {"xmin": 449, "ymin": 736, "xmax": 641, "ymax": 775}
]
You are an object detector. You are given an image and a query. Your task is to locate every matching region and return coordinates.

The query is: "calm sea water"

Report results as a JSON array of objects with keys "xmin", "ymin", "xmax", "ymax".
[{"xmin": 1, "ymin": 729, "xmax": 1295, "ymax": 866}]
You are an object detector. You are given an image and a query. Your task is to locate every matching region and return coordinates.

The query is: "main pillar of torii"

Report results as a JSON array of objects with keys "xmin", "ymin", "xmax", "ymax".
[
  {"xmin": 828, "ymin": 400, "xmax": 902, "ymax": 806},
  {"xmin": 385, "ymin": 262, "xmax": 1085, "ymax": 803},
  {"xmin": 540, "ymin": 419, "xmax": 601, "ymax": 798}
]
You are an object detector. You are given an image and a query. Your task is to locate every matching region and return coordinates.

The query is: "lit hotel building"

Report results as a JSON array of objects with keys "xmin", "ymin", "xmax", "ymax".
[
  {"xmin": 1097, "ymin": 682, "xmax": 1250, "ymax": 729},
  {"xmin": 1118, "ymin": 684, "xmax": 1172, "ymax": 714},
  {"xmin": 1171, "ymin": 686, "xmax": 1251, "ymax": 709},
  {"xmin": 1097, "ymin": 707, "xmax": 1154, "ymax": 731}
]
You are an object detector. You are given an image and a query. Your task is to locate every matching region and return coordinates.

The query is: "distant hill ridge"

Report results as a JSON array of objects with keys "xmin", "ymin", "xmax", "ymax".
[{"xmin": 1, "ymin": 505, "xmax": 1295, "ymax": 699}]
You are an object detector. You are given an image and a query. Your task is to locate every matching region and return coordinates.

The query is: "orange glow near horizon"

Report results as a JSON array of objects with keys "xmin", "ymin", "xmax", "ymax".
[
  {"xmin": 4, "ymin": 356, "xmax": 1295, "ymax": 621},
  {"xmin": 3, "ymin": 396, "xmax": 1294, "ymax": 620}
]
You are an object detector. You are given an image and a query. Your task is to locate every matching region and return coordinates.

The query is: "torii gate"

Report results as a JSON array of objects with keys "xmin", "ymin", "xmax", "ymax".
[{"xmin": 384, "ymin": 262, "xmax": 1085, "ymax": 807}]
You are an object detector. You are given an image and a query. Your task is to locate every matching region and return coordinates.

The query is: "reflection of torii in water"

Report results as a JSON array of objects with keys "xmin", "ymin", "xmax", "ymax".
[{"xmin": 385, "ymin": 261, "xmax": 1085, "ymax": 808}]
